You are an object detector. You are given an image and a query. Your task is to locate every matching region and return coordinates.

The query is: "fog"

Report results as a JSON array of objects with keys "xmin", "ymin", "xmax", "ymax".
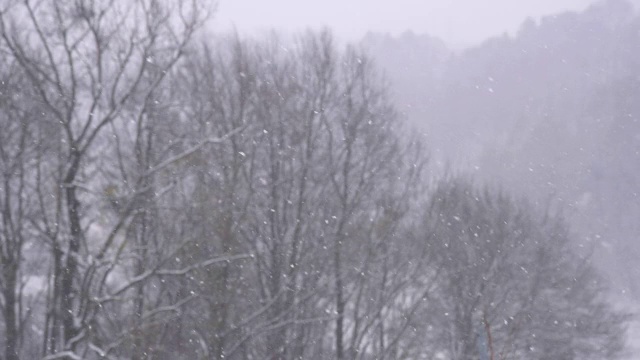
[
  {"xmin": 218, "ymin": 0, "xmax": 640, "ymax": 301},
  {"xmin": 0, "ymin": 0, "xmax": 638, "ymax": 358},
  {"xmin": 215, "ymin": 0, "xmax": 597, "ymax": 47}
]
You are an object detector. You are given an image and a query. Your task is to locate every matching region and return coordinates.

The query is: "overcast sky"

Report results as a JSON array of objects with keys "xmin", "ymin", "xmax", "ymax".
[{"xmin": 212, "ymin": 0, "xmax": 598, "ymax": 47}]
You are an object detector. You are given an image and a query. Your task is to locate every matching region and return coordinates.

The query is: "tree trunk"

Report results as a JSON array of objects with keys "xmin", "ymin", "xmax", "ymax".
[
  {"xmin": 2, "ymin": 262, "xmax": 19, "ymax": 360},
  {"xmin": 334, "ymin": 237, "xmax": 345, "ymax": 360},
  {"xmin": 60, "ymin": 154, "xmax": 82, "ymax": 354}
]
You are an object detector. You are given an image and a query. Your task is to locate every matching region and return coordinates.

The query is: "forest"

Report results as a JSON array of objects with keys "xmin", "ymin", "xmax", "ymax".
[{"xmin": 0, "ymin": 0, "xmax": 632, "ymax": 359}]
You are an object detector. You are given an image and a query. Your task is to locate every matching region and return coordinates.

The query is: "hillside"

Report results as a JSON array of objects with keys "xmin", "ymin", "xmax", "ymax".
[{"xmin": 364, "ymin": 0, "xmax": 640, "ymax": 300}]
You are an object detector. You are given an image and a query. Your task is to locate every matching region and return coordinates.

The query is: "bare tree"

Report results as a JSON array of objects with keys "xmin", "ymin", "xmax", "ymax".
[
  {"xmin": 0, "ymin": 59, "xmax": 42, "ymax": 360},
  {"xmin": 150, "ymin": 35, "xmax": 261, "ymax": 359},
  {"xmin": 421, "ymin": 177, "xmax": 628, "ymax": 360},
  {"xmin": 163, "ymin": 31, "xmax": 432, "ymax": 359},
  {"xmin": 235, "ymin": 32, "xmax": 336, "ymax": 359},
  {"xmin": 0, "ymin": 0, "xmax": 214, "ymax": 357}
]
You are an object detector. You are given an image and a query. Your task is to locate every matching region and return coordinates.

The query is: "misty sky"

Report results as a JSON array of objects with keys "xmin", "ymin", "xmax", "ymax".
[{"xmin": 213, "ymin": 0, "xmax": 598, "ymax": 47}]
